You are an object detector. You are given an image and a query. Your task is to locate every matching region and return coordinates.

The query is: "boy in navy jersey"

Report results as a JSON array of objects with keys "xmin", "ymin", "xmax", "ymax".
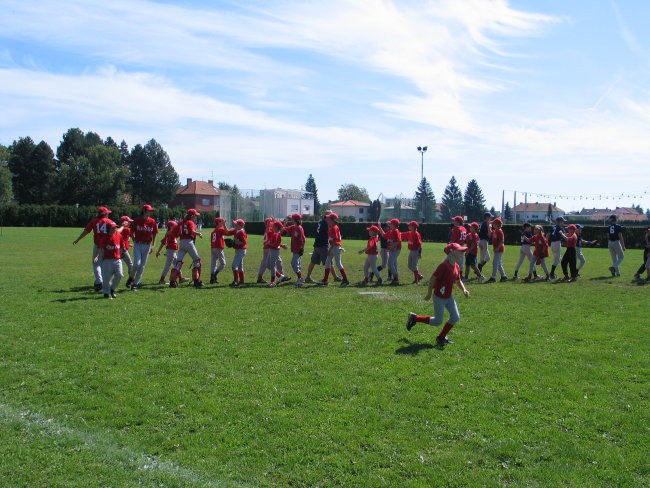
[
  {"xmin": 546, "ymin": 216, "xmax": 566, "ymax": 279},
  {"xmin": 606, "ymin": 215, "xmax": 625, "ymax": 277}
]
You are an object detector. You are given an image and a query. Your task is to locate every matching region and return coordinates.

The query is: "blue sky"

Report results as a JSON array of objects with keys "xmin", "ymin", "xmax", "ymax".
[{"xmin": 1, "ymin": 0, "xmax": 648, "ymax": 213}]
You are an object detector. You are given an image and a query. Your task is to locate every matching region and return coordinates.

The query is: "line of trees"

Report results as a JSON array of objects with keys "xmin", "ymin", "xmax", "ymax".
[{"xmin": 1, "ymin": 128, "xmax": 180, "ymax": 207}]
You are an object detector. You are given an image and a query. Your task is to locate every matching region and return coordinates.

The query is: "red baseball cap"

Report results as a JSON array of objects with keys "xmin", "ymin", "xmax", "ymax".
[
  {"xmin": 232, "ymin": 218, "xmax": 245, "ymax": 226},
  {"xmin": 327, "ymin": 212, "xmax": 339, "ymax": 221},
  {"xmin": 187, "ymin": 208, "xmax": 200, "ymax": 216},
  {"xmin": 452, "ymin": 215, "xmax": 464, "ymax": 223},
  {"xmin": 291, "ymin": 213, "xmax": 302, "ymax": 220},
  {"xmin": 444, "ymin": 242, "xmax": 468, "ymax": 254},
  {"xmin": 366, "ymin": 225, "xmax": 380, "ymax": 233},
  {"xmin": 166, "ymin": 220, "xmax": 177, "ymax": 228},
  {"xmin": 120, "ymin": 215, "xmax": 133, "ymax": 222},
  {"xmin": 142, "ymin": 204, "xmax": 155, "ymax": 212},
  {"xmin": 97, "ymin": 206, "xmax": 111, "ymax": 215},
  {"xmin": 493, "ymin": 218, "xmax": 503, "ymax": 225},
  {"xmin": 389, "ymin": 218, "xmax": 400, "ymax": 226},
  {"xmin": 566, "ymin": 224, "xmax": 577, "ymax": 230},
  {"xmin": 214, "ymin": 217, "xmax": 225, "ymax": 224},
  {"xmin": 470, "ymin": 222, "xmax": 479, "ymax": 229}
]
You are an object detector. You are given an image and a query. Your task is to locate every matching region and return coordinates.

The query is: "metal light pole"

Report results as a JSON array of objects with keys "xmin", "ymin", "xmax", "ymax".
[
  {"xmin": 417, "ymin": 146, "xmax": 428, "ymax": 222},
  {"xmin": 417, "ymin": 146, "xmax": 428, "ymax": 182}
]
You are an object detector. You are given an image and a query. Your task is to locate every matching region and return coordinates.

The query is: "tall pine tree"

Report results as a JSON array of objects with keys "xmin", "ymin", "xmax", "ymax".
[
  {"xmin": 414, "ymin": 177, "xmax": 436, "ymax": 222},
  {"xmin": 305, "ymin": 174, "xmax": 320, "ymax": 215},
  {"xmin": 8, "ymin": 137, "xmax": 57, "ymax": 204},
  {"xmin": 129, "ymin": 139, "xmax": 179, "ymax": 205},
  {"xmin": 462, "ymin": 179, "xmax": 487, "ymax": 222},
  {"xmin": 440, "ymin": 176, "xmax": 463, "ymax": 222}
]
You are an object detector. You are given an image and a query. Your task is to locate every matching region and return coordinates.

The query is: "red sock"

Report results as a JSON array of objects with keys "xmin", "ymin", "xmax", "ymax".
[
  {"xmin": 340, "ymin": 268, "xmax": 348, "ymax": 280},
  {"xmin": 276, "ymin": 270, "xmax": 282, "ymax": 277},
  {"xmin": 324, "ymin": 268, "xmax": 331, "ymax": 282},
  {"xmin": 438, "ymin": 322, "xmax": 454, "ymax": 339},
  {"xmin": 297, "ymin": 271, "xmax": 302, "ymax": 279},
  {"xmin": 239, "ymin": 270, "xmax": 245, "ymax": 283},
  {"xmin": 233, "ymin": 270, "xmax": 239, "ymax": 282},
  {"xmin": 414, "ymin": 271, "xmax": 419, "ymax": 281},
  {"xmin": 415, "ymin": 315, "xmax": 430, "ymax": 323}
]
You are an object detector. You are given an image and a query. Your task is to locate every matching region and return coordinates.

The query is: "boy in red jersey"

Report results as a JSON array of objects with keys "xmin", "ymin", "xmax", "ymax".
[
  {"xmin": 464, "ymin": 222, "xmax": 484, "ymax": 282},
  {"xmin": 230, "ymin": 219, "xmax": 248, "ymax": 286},
  {"xmin": 449, "ymin": 216, "xmax": 467, "ymax": 275},
  {"xmin": 267, "ymin": 220, "xmax": 289, "ymax": 287},
  {"xmin": 406, "ymin": 243, "xmax": 470, "ymax": 347},
  {"xmin": 319, "ymin": 212, "xmax": 350, "ymax": 286},
  {"xmin": 283, "ymin": 213, "xmax": 307, "ymax": 286},
  {"xmin": 119, "ymin": 216, "xmax": 134, "ymax": 280},
  {"xmin": 402, "ymin": 221, "xmax": 423, "ymax": 284},
  {"xmin": 358, "ymin": 225, "xmax": 382, "ymax": 286},
  {"xmin": 169, "ymin": 209, "xmax": 204, "ymax": 288},
  {"xmin": 377, "ymin": 218, "xmax": 402, "ymax": 285},
  {"xmin": 155, "ymin": 220, "xmax": 181, "ymax": 284},
  {"xmin": 210, "ymin": 217, "xmax": 228, "ymax": 284},
  {"xmin": 93, "ymin": 220, "xmax": 125, "ymax": 299},
  {"xmin": 128, "ymin": 204, "xmax": 159, "ymax": 289},
  {"xmin": 486, "ymin": 218, "xmax": 507, "ymax": 283},
  {"xmin": 526, "ymin": 225, "xmax": 550, "ymax": 281},
  {"xmin": 73, "ymin": 206, "xmax": 115, "ymax": 291}
]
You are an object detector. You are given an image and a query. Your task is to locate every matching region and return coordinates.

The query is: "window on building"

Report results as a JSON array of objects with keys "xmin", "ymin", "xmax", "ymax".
[
  {"xmin": 202, "ymin": 198, "xmax": 210, "ymax": 206},
  {"xmin": 359, "ymin": 208, "xmax": 364, "ymax": 214}
]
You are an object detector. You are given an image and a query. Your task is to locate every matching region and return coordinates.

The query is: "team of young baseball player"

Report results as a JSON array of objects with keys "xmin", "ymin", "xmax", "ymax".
[{"xmin": 76, "ymin": 206, "xmax": 649, "ymax": 347}]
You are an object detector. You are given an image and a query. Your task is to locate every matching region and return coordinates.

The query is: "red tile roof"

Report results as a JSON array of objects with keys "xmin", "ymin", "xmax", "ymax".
[
  {"xmin": 176, "ymin": 179, "xmax": 220, "ymax": 196},
  {"xmin": 329, "ymin": 200, "xmax": 370, "ymax": 207}
]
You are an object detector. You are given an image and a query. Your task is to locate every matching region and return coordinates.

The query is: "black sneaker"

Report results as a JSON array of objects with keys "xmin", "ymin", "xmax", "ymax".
[
  {"xmin": 406, "ymin": 313, "xmax": 416, "ymax": 331},
  {"xmin": 340, "ymin": 279, "xmax": 350, "ymax": 287},
  {"xmin": 280, "ymin": 275, "xmax": 292, "ymax": 283},
  {"xmin": 94, "ymin": 283, "xmax": 103, "ymax": 292},
  {"xmin": 500, "ymin": 276, "xmax": 508, "ymax": 282},
  {"xmin": 169, "ymin": 281, "xmax": 178, "ymax": 288},
  {"xmin": 194, "ymin": 280, "xmax": 204, "ymax": 288},
  {"xmin": 103, "ymin": 293, "xmax": 110, "ymax": 299},
  {"xmin": 110, "ymin": 290, "xmax": 116, "ymax": 299},
  {"xmin": 609, "ymin": 266, "xmax": 616, "ymax": 277},
  {"xmin": 486, "ymin": 277, "xmax": 496, "ymax": 283},
  {"xmin": 436, "ymin": 336, "xmax": 453, "ymax": 346},
  {"xmin": 209, "ymin": 274, "xmax": 217, "ymax": 284},
  {"xmin": 130, "ymin": 283, "xmax": 139, "ymax": 291},
  {"xmin": 125, "ymin": 277, "xmax": 133, "ymax": 289}
]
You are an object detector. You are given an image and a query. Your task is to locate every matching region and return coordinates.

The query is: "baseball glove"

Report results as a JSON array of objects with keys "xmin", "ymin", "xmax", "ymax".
[{"xmin": 225, "ymin": 238, "xmax": 234, "ymax": 248}]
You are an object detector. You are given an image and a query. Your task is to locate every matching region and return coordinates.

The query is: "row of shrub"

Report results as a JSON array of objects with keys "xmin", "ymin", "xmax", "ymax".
[{"xmin": 1, "ymin": 204, "xmax": 648, "ymax": 248}]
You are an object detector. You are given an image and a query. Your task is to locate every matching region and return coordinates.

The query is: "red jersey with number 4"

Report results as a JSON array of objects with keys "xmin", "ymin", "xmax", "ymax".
[
  {"xmin": 132, "ymin": 217, "xmax": 158, "ymax": 243},
  {"xmin": 211, "ymin": 227, "xmax": 227, "ymax": 249},
  {"xmin": 532, "ymin": 234, "xmax": 549, "ymax": 258},
  {"xmin": 284, "ymin": 224, "xmax": 306, "ymax": 253},
  {"xmin": 98, "ymin": 232, "xmax": 122, "ymax": 260},
  {"xmin": 450, "ymin": 226, "xmax": 467, "ymax": 245},
  {"xmin": 120, "ymin": 227, "xmax": 132, "ymax": 250},
  {"xmin": 328, "ymin": 225, "xmax": 342, "ymax": 247},
  {"xmin": 386, "ymin": 228, "xmax": 401, "ymax": 250},
  {"xmin": 163, "ymin": 234, "xmax": 179, "ymax": 250},
  {"xmin": 233, "ymin": 229, "xmax": 247, "ymax": 249},
  {"xmin": 84, "ymin": 217, "xmax": 115, "ymax": 246},
  {"xmin": 491, "ymin": 228, "xmax": 505, "ymax": 253},
  {"xmin": 402, "ymin": 230, "xmax": 422, "ymax": 251},
  {"xmin": 365, "ymin": 236, "xmax": 379, "ymax": 255},
  {"xmin": 433, "ymin": 259, "xmax": 460, "ymax": 299},
  {"xmin": 465, "ymin": 232, "xmax": 479, "ymax": 256}
]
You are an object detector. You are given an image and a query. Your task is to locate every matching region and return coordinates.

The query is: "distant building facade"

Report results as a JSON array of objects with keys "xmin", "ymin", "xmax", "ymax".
[
  {"xmin": 172, "ymin": 178, "xmax": 232, "ymax": 221},
  {"xmin": 259, "ymin": 188, "xmax": 314, "ymax": 220},
  {"xmin": 511, "ymin": 202, "xmax": 564, "ymax": 223},
  {"xmin": 329, "ymin": 200, "xmax": 371, "ymax": 222}
]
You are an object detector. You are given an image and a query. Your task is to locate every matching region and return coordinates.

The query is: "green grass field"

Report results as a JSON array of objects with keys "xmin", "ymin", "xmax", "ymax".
[{"xmin": 1, "ymin": 227, "xmax": 648, "ymax": 487}]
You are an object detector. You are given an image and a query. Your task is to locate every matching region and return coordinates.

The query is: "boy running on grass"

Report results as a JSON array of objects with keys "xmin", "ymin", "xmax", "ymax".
[{"xmin": 406, "ymin": 243, "xmax": 470, "ymax": 348}]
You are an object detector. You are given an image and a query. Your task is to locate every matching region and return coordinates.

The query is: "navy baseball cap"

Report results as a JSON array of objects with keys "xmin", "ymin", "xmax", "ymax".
[
  {"xmin": 483, "ymin": 212, "xmax": 494, "ymax": 218},
  {"xmin": 556, "ymin": 216, "xmax": 566, "ymax": 221},
  {"xmin": 576, "ymin": 224, "xmax": 584, "ymax": 229}
]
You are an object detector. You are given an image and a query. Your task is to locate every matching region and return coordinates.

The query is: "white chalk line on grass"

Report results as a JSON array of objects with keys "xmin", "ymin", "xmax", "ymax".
[{"xmin": 0, "ymin": 402, "xmax": 251, "ymax": 488}]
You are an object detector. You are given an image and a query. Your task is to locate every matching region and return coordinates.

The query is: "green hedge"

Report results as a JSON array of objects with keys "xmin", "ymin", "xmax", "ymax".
[{"xmin": 1, "ymin": 205, "xmax": 647, "ymax": 249}]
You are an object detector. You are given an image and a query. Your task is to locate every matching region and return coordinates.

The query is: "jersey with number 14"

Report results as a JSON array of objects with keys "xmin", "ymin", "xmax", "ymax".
[{"xmin": 84, "ymin": 217, "xmax": 115, "ymax": 246}]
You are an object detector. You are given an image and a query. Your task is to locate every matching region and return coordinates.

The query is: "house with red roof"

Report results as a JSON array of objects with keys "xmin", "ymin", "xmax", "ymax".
[
  {"xmin": 329, "ymin": 199, "xmax": 371, "ymax": 222},
  {"xmin": 172, "ymin": 178, "xmax": 231, "ymax": 220}
]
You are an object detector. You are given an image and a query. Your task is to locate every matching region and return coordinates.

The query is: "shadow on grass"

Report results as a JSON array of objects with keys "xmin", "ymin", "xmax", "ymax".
[
  {"xmin": 395, "ymin": 338, "xmax": 438, "ymax": 355},
  {"xmin": 53, "ymin": 286, "xmax": 96, "ymax": 293}
]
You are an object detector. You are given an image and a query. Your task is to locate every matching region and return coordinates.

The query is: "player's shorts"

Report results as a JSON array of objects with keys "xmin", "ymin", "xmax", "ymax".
[
  {"xmin": 465, "ymin": 253, "xmax": 477, "ymax": 266},
  {"xmin": 311, "ymin": 246, "xmax": 328, "ymax": 265}
]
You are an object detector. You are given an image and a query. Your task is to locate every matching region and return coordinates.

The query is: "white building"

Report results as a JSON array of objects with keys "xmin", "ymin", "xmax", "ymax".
[
  {"xmin": 511, "ymin": 203, "xmax": 564, "ymax": 223},
  {"xmin": 259, "ymin": 188, "xmax": 314, "ymax": 219}
]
